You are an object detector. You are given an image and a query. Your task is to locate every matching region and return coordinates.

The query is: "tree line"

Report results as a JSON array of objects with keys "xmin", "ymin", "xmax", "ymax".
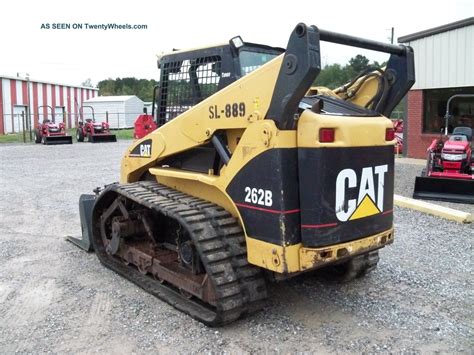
[
  {"xmin": 94, "ymin": 77, "xmax": 159, "ymax": 102},
  {"xmin": 86, "ymin": 55, "xmax": 386, "ymax": 101},
  {"xmin": 315, "ymin": 54, "xmax": 386, "ymax": 88}
]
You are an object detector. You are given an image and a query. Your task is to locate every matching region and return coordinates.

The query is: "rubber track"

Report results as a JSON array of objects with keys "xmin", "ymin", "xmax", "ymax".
[
  {"xmin": 138, "ymin": 181, "xmax": 268, "ymax": 314},
  {"xmin": 91, "ymin": 181, "xmax": 267, "ymax": 326},
  {"xmin": 336, "ymin": 250, "xmax": 380, "ymax": 282}
]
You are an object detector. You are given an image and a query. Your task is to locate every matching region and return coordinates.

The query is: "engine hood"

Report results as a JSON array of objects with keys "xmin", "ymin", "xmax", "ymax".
[{"xmin": 443, "ymin": 140, "xmax": 469, "ymax": 152}]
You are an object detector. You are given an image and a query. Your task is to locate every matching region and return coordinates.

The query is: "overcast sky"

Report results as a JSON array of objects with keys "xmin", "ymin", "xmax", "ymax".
[{"xmin": 1, "ymin": 0, "xmax": 472, "ymax": 87}]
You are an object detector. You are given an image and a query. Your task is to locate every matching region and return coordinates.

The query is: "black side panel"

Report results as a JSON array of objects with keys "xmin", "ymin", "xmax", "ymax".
[
  {"xmin": 226, "ymin": 149, "xmax": 300, "ymax": 245},
  {"xmin": 298, "ymin": 146, "xmax": 394, "ymax": 247},
  {"xmin": 160, "ymin": 146, "xmax": 217, "ymax": 173}
]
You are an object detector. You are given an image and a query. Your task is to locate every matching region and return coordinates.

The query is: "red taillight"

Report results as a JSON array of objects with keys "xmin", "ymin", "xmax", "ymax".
[
  {"xmin": 319, "ymin": 128, "xmax": 335, "ymax": 143},
  {"xmin": 385, "ymin": 128, "xmax": 395, "ymax": 141}
]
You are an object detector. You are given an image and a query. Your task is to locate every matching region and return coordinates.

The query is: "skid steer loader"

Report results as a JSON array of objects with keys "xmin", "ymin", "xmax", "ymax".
[{"xmin": 70, "ymin": 23, "xmax": 415, "ymax": 326}]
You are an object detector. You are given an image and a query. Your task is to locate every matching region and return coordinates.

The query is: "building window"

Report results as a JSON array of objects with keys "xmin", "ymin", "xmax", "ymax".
[{"xmin": 423, "ymin": 86, "xmax": 474, "ymax": 133}]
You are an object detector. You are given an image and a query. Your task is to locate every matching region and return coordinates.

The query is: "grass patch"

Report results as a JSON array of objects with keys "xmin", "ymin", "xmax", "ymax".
[
  {"xmin": 0, "ymin": 128, "xmax": 134, "ymax": 144},
  {"xmin": 111, "ymin": 129, "xmax": 134, "ymax": 140},
  {"xmin": 0, "ymin": 133, "xmax": 31, "ymax": 144},
  {"xmin": 67, "ymin": 128, "xmax": 134, "ymax": 141}
]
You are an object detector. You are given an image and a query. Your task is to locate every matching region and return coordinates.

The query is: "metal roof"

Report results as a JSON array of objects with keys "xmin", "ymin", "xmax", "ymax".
[
  {"xmin": 0, "ymin": 74, "xmax": 98, "ymax": 90},
  {"xmin": 83, "ymin": 95, "xmax": 141, "ymax": 103},
  {"xmin": 398, "ymin": 17, "xmax": 474, "ymax": 43}
]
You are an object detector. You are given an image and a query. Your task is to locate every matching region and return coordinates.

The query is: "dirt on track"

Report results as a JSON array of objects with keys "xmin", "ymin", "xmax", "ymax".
[{"xmin": 0, "ymin": 142, "xmax": 472, "ymax": 353}]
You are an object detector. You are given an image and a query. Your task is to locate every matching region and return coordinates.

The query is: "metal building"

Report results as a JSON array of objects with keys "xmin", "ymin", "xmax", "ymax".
[
  {"xmin": 0, "ymin": 75, "xmax": 98, "ymax": 134},
  {"xmin": 82, "ymin": 95, "xmax": 144, "ymax": 128},
  {"xmin": 398, "ymin": 17, "xmax": 474, "ymax": 158}
]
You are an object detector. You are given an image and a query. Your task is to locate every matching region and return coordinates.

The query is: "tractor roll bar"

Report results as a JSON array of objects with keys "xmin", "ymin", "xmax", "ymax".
[
  {"xmin": 443, "ymin": 94, "xmax": 474, "ymax": 135},
  {"xmin": 79, "ymin": 105, "xmax": 95, "ymax": 122},
  {"xmin": 319, "ymin": 29, "xmax": 406, "ymax": 55},
  {"xmin": 38, "ymin": 105, "xmax": 54, "ymax": 123}
]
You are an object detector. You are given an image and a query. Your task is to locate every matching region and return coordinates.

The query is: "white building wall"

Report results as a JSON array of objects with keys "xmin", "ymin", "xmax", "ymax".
[
  {"xmin": 408, "ymin": 25, "xmax": 474, "ymax": 89},
  {"xmin": 83, "ymin": 96, "xmax": 144, "ymax": 128},
  {"xmin": 81, "ymin": 102, "xmax": 122, "ymax": 128},
  {"xmin": 123, "ymin": 97, "xmax": 144, "ymax": 127},
  {"xmin": 2, "ymin": 79, "xmax": 12, "ymax": 133}
]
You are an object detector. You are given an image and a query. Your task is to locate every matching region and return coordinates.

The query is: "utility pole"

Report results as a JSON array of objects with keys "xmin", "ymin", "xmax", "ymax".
[{"xmin": 387, "ymin": 27, "xmax": 395, "ymax": 44}]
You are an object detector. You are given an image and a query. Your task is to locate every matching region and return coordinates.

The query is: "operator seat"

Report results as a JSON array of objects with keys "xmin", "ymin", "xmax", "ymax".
[{"xmin": 452, "ymin": 126, "xmax": 472, "ymax": 141}]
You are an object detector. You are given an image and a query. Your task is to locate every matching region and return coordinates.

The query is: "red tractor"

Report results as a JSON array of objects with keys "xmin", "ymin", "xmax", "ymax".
[
  {"xmin": 392, "ymin": 119, "xmax": 403, "ymax": 154},
  {"xmin": 133, "ymin": 88, "xmax": 159, "ymax": 139},
  {"xmin": 133, "ymin": 113, "xmax": 157, "ymax": 139},
  {"xmin": 34, "ymin": 105, "xmax": 73, "ymax": 145},
  {"xmin": 413, "ymin": 94, "xmax": 474, "ymax": 204},
  {"xmin": 76, "ymin": 106, "xmax": 117, "ymax": 143}
]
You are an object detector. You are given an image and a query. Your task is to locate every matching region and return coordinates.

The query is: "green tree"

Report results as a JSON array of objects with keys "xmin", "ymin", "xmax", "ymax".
[
  {"xmin": 348, "ymin": 55, "xmax": 370, "ymax": 75},
  {"xmin": 314, "ymin": 55, "xmax": 387, "ymax": 89},
  {"xmin": 97, "ymin": 77, "xmax": 158, "ymax": 101},
  {"xmin": 314, "ymin": 63, "xmax": 350, "ymax": 88}
]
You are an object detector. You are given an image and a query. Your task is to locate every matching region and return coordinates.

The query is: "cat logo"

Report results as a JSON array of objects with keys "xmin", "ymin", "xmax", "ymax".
[
  {"xmin": 335, "ymin": 164, "xmax": 388, "ymax": 222},
  {"xmin": 129, "ymin": 139, "xmax": 152, "ymax": 158},
  {"xmin": 139, "ymin": 144, "xmax": 151, "ymax": 157}
]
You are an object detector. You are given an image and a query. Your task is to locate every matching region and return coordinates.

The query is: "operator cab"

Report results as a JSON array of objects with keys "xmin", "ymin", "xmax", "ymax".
[{"xmin": 154, "ymin": 38, "xmax": 284, "ymax": 125}]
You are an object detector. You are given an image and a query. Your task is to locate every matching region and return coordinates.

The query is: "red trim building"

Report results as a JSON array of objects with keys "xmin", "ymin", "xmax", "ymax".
[
  {"xmin": 399, "ymin": 17, "xmax": 474, "ymax": 158},
  {"xmin": 0, "ymin": 75, "xmax": 98, "ymax": 134}
]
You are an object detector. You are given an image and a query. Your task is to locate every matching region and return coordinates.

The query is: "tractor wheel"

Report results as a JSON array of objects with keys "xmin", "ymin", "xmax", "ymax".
[
  {"xmin": 34, "ymin": 129, "xmax": 42, "ymax": 144},
  {"xmin": 87, "ymin": 132, "xmax": 93, "ymax": 143},
  {"xmin": 76, "ymin": 128, "xmax": 84, "ymax": 142}
]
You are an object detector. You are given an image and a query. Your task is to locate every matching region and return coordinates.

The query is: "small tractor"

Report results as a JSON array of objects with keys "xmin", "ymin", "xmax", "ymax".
[
  {"xmin": 76, "ymin": 106, "xmax": 117, "ymax": 143},
  {"xmin": 392, "ymin": 119, "xmax": 403, "ymax": 154},
  {"xmin": 34, "ymin": 105, "xmax": 73, "ymax": 145},
  {"xmin": 70, "ymin": 23, "xmax": 415, "ymax": 326},
  {"xmin": 413, "ymin": 94, "xmax": 474, "ymax": 204}
]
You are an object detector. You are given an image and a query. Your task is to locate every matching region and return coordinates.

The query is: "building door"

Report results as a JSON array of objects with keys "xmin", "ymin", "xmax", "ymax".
[{"xmin": 12, "ymin": 106, "xmax": 26, "ymax": 133}]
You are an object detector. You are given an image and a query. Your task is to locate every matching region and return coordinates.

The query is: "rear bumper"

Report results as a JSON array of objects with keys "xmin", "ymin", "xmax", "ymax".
[
  {"xmin": 246, "ymin": 227, "xmax": 394, "ymax": 274},
  {"xmin": 299, "ymin": 228, "xmax": 394, "ymax": 271}
]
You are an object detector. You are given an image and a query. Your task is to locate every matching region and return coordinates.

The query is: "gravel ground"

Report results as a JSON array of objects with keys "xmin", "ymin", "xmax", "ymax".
[{"xmin": 0, "ymin": 142, "xmax": 472, "ymax": 354}]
